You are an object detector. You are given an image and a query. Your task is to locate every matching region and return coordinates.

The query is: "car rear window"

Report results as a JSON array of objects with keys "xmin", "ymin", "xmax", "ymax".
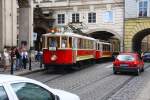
[{"xmin": 117, "ymin": 54, "xmax": 135, "ymax": 61}]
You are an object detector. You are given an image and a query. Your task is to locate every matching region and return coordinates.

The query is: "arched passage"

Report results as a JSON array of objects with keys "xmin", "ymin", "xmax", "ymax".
[
  {"xmin": 132, "ymin": 28, "xmax": 150, "ymax": 52},
  {"xmin": 34, "ymin": 27, "xmax": 47, "ymax": 50},
  {"xmin": 89, "ymin": 30, "xmax": 120, "ymax": 52}
]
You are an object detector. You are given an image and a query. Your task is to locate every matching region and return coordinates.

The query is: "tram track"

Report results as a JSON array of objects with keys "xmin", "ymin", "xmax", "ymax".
[
  {"xmin": 40, "ymin": 62, "xmax": 113, "ymax": 84},
  {"xmin": 66, "ymin": 64, "xmax": 150, "ymax": 93},
  {"xmin": 68, "ymin": 63, "xmax": 150, "ymax": 100},
  {"xmin": 25, "ymin": 62, "xmax": 150, "ymax": 100},
  {"xmin": 101, "ymin": 64, "xmax": 150, "ymax": 100}
]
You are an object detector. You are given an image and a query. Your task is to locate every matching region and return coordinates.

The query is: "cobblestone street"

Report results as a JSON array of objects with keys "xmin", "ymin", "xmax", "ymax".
[{"xmin": 24, "ymin": 62, "xmax": 150, "ymax": 100}]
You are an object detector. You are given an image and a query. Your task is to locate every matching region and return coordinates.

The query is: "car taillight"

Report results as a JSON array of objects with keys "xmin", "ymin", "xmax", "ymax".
[{"xmin": 133, "ymin": 61, "xmax": 138, "ymax": 67}]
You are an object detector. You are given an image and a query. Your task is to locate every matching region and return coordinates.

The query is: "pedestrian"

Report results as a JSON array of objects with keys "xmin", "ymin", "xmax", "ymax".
[
  {"xmin": 61, "ymin": 39, "xmax": 67, "ymax": 48},
  {"xmin": 36, "ymin": 50, "xmax": 42, "ymax": 62},
  {"xmin": 2, "ymin": 49, "xmax": 11, "ymax": 72},
  {"xmin": 0, "ymin": 52, "xmax": 2, "ymax": 67},
  {"xmin": 15, "ymin": 48, "xmax": 21, "ymax": 70},
  {"xmin": 21, "ymin": 49, "xmax": 28, "ymax": 69},
  {"xmin": 0, "ymin": 52, "xmax": 1, "ymax": 61}
]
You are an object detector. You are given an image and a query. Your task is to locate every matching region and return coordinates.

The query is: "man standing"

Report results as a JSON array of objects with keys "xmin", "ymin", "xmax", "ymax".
[{"xmin": 21, "ymin": 49, "xmax": 28, "ymax": 69}]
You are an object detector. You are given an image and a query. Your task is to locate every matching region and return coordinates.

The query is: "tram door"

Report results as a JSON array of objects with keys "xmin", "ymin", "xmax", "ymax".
[{"xmin": 72, "ymin": 37, "xmax": 77, "ymax": 63}]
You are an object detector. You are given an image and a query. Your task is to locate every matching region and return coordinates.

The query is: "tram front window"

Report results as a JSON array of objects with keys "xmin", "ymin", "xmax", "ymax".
[
  {"xmin": 49, "ymin": 38, "xmax": 57, "ymax": 47},
  {"xmin": 48, "ymin": 37, "xmax": 60, "ymax": 50}
]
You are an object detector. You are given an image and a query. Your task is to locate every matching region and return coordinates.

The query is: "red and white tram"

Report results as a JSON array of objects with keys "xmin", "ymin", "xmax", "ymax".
[{"xmin": 42, "ymin": 27, "xmax": 112, "ymax": 69}]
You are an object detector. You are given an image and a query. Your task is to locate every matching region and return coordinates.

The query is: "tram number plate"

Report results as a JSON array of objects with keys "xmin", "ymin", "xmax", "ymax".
[
  {"xmin": 120, "ymin": 64, "xmax": 128, "ymax": 67},
  {"xmin": 49, "ymin": 47, "xmax": 56, "ymax": 51}
]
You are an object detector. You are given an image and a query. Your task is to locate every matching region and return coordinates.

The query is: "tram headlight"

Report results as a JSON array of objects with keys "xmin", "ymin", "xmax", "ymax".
[{"xmin": 51, "ymin": 55, "xmax": 57, "ymax": 61}]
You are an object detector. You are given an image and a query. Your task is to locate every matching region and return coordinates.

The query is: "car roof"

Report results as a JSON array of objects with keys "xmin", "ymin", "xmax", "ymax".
[
  {"xmin": 119, "ymin": 52, "xmax": 138, "ymax": 55},
  {"xmin": 0, "ymin": 74, "xmax": 32, "ymax": 83}
]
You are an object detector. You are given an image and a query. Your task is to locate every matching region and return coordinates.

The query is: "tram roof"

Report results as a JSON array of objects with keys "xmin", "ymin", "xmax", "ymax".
[{"xmin": 43, "ymin": 32, "xmax": 96, "ymax": 41}]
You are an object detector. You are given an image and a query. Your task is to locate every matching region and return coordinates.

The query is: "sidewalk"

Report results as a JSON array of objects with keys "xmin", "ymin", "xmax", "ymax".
[{"xmin": 0, "ymin": 61, "xmax": 44, "ymax": 76}]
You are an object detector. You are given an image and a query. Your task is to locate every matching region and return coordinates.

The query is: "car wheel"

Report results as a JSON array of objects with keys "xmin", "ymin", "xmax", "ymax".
[
  {"xmin": 136, "ymin": 68, "xmax": 140, "ymax": 76},
  {"xmin": 141, "ymin": 67, "xmax": 144, "ymax": 72}
]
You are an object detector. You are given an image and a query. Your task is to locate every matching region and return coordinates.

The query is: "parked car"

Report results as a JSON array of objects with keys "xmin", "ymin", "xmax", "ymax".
[
  {"xmin": 142, "ymin": 52, "xmax": 150, "ymax": 62},
  {"xmin": 0, "ymin": 74, "xmax": 80, "ymax": 100},
  {"xmin": 113, "ymin": 53, "xmax": 144, "ymax": 75}
]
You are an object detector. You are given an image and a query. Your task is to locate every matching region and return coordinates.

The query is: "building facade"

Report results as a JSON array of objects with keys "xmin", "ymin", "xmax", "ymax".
[
  {"xmin": 125, "ymin": 0, "xmax": 150, "ymax": 52},
  {"xmin": 34, "ymin": 0, "xmax": 124, "ymax": 52},
  {"xmin": 0, "ymin": 0, "xmax": 17, "ymax": 51},
  {"xmin": 0, "ymin": 0, "xmax": 33, "ymax": 51}
]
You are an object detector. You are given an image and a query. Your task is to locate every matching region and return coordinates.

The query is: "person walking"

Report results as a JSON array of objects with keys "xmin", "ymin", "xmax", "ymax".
[
  {"xmin": 2, "ymin": 49, "xmax": 10, "ymax": 72},
  {"xmin": 21, "ymin": 49, "xmax": 28, "ymax": 69},
  {"xmin": 15, "ymin": 48, "xmax": 21, "ymax": 70}
]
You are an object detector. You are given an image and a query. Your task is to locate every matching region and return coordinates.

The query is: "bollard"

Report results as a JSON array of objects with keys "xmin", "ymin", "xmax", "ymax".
[
  {"xmin": 40, "ymin": 56, "xmax": 42, "ymax": 68},
  {"xmin": 10, "ymin": 49, "xmax": 14, "ymax": 74},
  {"xmin": 29, "ymin": 49, "xmax": 32, "ymax": 70}
]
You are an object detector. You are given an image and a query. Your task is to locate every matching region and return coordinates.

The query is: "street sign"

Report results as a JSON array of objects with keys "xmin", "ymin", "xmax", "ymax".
[{"xmin": 33, "ymin": 32, "xmax": 37, "ymax": 40}]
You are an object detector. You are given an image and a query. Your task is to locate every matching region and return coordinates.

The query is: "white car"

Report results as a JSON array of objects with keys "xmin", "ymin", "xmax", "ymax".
[{"xmin": 0, "ymin": 74, "xmax": 80, "ymax": 100}]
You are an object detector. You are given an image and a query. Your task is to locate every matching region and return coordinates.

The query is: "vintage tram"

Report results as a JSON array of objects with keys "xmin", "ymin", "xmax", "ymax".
[{"xmin": 42, "ymin": 26, "xmax": 112, "ymax": 69}]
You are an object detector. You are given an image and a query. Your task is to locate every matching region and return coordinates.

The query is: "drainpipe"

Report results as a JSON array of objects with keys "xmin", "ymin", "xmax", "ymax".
[{"xmin": 122, "ymin": 0, "xmax": 125, "ymax": 52}]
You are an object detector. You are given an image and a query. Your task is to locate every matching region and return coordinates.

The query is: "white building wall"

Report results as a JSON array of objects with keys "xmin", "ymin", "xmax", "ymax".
[
  {"xmin": 0, "ymin": 0, "xmax": 17, "ymax": 50},
  {"xmin": 5, "ymin": 0, "xmax": 17, "ymax": 47},
  {"xmin": 125, "ymin": 0, "xmax": 150, "ymax": 18},
  {"xmin": 125, "ymin": 0, "xmax": 137, "ymax": 18},
  {"xmin": 36, "ymin": 0, "xmax": 124, "ymax": 39}
]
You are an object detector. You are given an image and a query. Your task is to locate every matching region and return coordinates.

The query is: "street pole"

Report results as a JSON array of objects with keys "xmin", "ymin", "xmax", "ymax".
[
  {"xmin": 29, "ymin": 48, "xmax": 32, "ymax": 70},
  {"xmin": 40, "ymin": 54, "xmax": 42, "ymax": 68},
  {"xmin": 11, "ymin": 48, "xmax": 14, "ymax": 74}
]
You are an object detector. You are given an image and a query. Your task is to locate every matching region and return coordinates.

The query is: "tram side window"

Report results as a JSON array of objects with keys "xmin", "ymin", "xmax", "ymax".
[
  {"xmin": 88, "ymin": 40, "xmax": 90, "ymax": 49},
  {"xmin": 82, "ymin": 39, "xmax": 85, "ymax": 49},
  {"xmin": 69, "ymin": 37, "xmax": 72, "ymax": 48},
  {"xmin": 85, "ymin": 40, "xmax": 89, "ymax": 49},
  {"xmin": 78, "ymin": 38, "xmax": 81, "ymax": 49},
  {"xmin": 89, "ymin": 40, "xmax": 93, "ymax": 49},
  {"xmin": 61, "ymin": 37, "xmax": 67, "ymax": 48},
  {"xmin": 73, "ymin": 38, "xmax": 77, "ymax": 49},
  {"xmin": 42, "ymin": 37, "xmax": 45, "ymax": 48},
  {"xmin": 108, "ymin": 45, "xmax": 110, "ymax": 51},
  {"xmin": 103, "ymin": 44, "xmax": 106, "ymax": 51},
  {"xmin": 81, "ymin": 39, "xmax": 84, "ymax": 49},
  {"xmin": 98, "ymin": 43, "xmax": 100, "ymax": 50}
]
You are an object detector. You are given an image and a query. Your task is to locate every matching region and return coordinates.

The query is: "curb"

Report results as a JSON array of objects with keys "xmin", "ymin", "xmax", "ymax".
[{"xmin": 16, "ymin": 68, "xmax": 45, "ymax": 76}]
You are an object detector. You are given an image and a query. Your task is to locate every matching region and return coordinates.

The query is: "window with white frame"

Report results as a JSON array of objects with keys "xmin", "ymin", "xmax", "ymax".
[
  {"xmin": 72, "ymin": 13, "xmax": 80, "ymax": 23},
  {"xmin": 103, "ymin": 11, "xmax": 113, "ymax": 22},
  {"xmin": 57, "ymin": 14, "xmax": 65, "ymax": 24},
  {"xmin": 139, "ymin": 0, "xmax": 148, "ymax": 17},
  {"xmin": 88, "ymin": 12, "xmax": 96, "ymax": 23}
]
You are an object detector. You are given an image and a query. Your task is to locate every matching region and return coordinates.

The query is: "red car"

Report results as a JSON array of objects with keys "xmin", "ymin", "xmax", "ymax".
[{"xmin": 113, "ymin": 53, "xmax": 144, "ymax": 75}]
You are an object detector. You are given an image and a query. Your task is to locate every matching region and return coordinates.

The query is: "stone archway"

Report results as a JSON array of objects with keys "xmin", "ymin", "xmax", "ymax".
[
  {"xmin": 88, "ymin": 29, "xmax": 121, "ymax": 52},
  {"xmin": 125, "ymin": 18, "xmax": 150, "ymax": 52},
  {"xmin": 87, "ymin": 28, "xmax": 122, "ymax": 41},
  {"xmin": 34, "ymin": 26, "xmax": 47, "ymax": 50},
  {"xmin": 88, "ymin": 28, "xmax": 122, "ymax": 52},
  {"xmin": 132, "ymin": 28, "xmax": 150, "ymax": 52}
]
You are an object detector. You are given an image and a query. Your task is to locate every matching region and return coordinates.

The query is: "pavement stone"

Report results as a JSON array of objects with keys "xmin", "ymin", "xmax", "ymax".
[{"xmin": 0, "ymin": 61, "xmax": 44, "ymax": 76}]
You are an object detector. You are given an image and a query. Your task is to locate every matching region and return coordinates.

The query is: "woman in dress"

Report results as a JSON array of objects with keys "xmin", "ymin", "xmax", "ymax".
[{"xmin": 2, "ymin": 49, "xmax": 10, "ymax": 72}]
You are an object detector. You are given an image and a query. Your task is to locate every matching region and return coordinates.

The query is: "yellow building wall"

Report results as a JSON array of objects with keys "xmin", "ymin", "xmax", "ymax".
[{"xmin": 125, "ymin": 18, "xmax": 150, "ymax": 52}]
